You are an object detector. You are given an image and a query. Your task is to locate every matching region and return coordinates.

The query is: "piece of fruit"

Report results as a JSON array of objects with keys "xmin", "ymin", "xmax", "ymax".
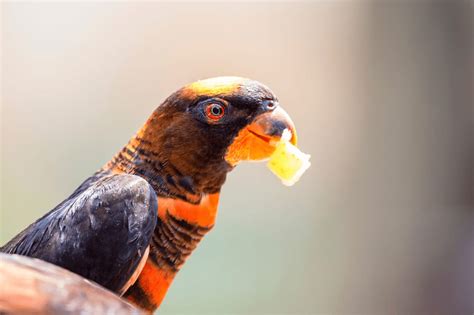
[{"xmin": 267, "ymin": 130, "xmax": 311, "ymax": 186}]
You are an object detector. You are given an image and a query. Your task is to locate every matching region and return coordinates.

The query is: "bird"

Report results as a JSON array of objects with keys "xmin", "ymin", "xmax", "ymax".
[{"xmin": 1, "ymin": 76, "xmax": 297, "ymax": 312}]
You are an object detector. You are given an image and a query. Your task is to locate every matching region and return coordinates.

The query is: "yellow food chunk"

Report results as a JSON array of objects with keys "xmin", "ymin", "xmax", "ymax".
[{"xmin": 267, "ymin": 131, "xmax": 311, "ymax": 186}]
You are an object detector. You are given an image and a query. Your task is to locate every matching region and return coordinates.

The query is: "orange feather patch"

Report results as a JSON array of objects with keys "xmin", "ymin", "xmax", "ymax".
[
  {"xmin": 138, "ymin": 261, "xmax": 175, "ymax": 309},
  {"xmin": 158, "ymin": 193, "xmax": 220, "ymax": 228},
  {"xmin": 182, "ymin": 76, "xmax": 247, "ymax": 98}
]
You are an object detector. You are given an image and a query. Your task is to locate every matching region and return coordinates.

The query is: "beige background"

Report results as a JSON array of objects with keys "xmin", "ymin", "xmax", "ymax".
[{"xmin": 1, "ymin": 2, "xmax": 473, "ymax": 314}]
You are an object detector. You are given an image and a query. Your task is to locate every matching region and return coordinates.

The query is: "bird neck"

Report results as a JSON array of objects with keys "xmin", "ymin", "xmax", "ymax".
[
  {"xmin": 103, "ymin": 123, "xmax": 224, "ymax": 312},
  {"xmin": 123, "ymin": 193, "xmax": 219, "ymax": 312}
]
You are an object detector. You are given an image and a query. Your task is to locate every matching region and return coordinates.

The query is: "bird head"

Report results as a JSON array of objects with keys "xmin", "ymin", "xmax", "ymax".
[{"xmin": 128, "ymin": 77, "xmax": 297, "ymax": 195}]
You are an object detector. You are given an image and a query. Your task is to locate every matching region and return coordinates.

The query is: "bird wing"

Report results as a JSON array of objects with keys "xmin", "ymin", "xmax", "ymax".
[{"xmin": 1, "ymin": 173, "xmax": 158, "ymax": 293}]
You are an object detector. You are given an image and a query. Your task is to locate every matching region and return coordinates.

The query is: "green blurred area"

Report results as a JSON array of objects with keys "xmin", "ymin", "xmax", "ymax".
[{"xmin": 1, "ymin": 2, "xmax": 473, "ymax": 314}]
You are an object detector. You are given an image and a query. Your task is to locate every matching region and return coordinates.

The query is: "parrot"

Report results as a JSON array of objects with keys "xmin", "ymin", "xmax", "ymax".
[{"xmin": 1, "ymin": 77, "xmax": 297, "ymax": 312}]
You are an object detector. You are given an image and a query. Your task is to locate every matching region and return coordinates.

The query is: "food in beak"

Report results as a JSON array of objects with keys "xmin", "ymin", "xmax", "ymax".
[{"xmin": 267, "ymin": 129, "xmax": 311, "ymax": 186}]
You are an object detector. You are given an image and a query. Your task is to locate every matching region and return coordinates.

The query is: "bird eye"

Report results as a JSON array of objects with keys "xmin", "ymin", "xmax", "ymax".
[{"xmin": 205, "ymin": 103, "xmax": 225, "ymax": 121}]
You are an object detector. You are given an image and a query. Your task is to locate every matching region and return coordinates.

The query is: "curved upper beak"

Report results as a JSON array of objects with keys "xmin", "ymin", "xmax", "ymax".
[
  {"xmin": 247, "ymin": 106, "xmax": 297, "ymax": 146},
  {"xmin": 225, "ymin": 106, "xmax": 297, "ymax": 166}
]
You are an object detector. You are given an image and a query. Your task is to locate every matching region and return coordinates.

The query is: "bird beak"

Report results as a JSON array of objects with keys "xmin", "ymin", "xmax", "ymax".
[{"xmin": 225, "ymin": 106, "xmax": 297, "ymax": 166}]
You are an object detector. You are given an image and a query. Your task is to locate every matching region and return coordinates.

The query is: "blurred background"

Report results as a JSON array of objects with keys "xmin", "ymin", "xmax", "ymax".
[{"xmin": 1, "ymin": 1, "xmax": 473, "ymax": 314}]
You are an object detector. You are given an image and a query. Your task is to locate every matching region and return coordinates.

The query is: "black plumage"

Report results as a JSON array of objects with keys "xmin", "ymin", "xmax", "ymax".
[{"xmin": 1, "ymin": 173, "xmax": 158, "ymax": 293}]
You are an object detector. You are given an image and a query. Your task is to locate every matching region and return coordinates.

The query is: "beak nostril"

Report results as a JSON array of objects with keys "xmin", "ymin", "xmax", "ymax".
[{"xmin": 264, "ymin": 100, "xmax": 277, "ymax": 110}]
